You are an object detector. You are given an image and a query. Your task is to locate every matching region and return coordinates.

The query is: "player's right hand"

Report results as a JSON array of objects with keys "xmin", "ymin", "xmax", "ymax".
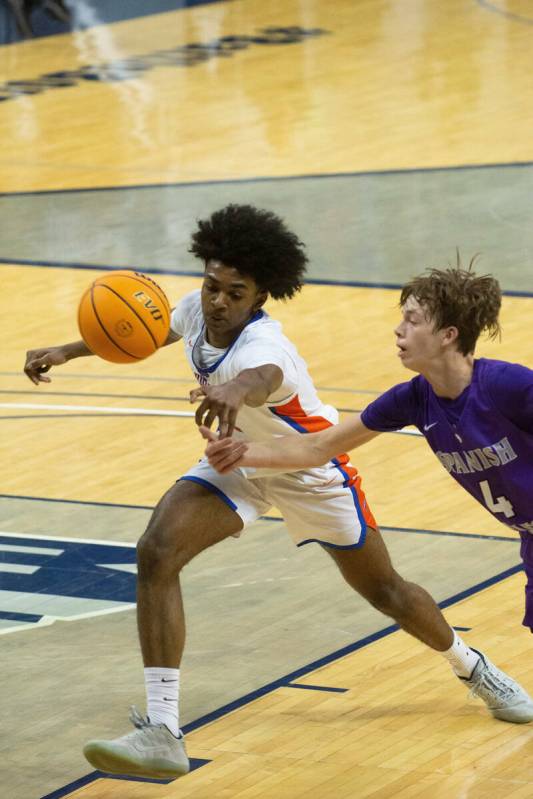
[
  {"xmin": 199, "ymin": 425, "xmax": 249, "ymax": 473},
  {"xmin": 24, "ymin": 346, "xmax": 69, "ymax": 385}
]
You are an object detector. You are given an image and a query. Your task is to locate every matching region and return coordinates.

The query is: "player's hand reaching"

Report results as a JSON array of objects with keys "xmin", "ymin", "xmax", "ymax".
[
  {"xmin": 24, "ymin": 340, "xmax": 93, "ymax": 385},
  {"xmin": 190, "ymin": 383, "xmax": 248, "ymax": 438},
  {"xmin": 24, "ymin": 346, "xmax": 70, "ymax": 385},
  {"xmin": 200, "ymin": 426, "xmax": 249, "ymax": 473}
]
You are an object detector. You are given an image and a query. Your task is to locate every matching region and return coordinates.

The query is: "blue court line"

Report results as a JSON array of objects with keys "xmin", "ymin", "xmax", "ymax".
[
  {"xmin": 1, "ymin": 0, "xmax": 228, "ymax": 48},
  {"xmin": 0, "ymin": 493, "xmax": 154, "ymax": 511},
  {"xmin": 0, "ymin": 371, "xmax": 380, "ymax": 394},
  {"xmin": 453, "ymin": 626, "xmax": 472, "ymax": 632},
  {"xmin": 1, "ymin": 258, "xmax": 531, "ymax": 297},
  {"xmin": 2, "ymin": 159, "xmax": 533, "ymax": 197},
  {"xmin": 0, "ymin": 257, "xmax": 202, "ymax": 274},
  {"xmin": 6, "ymin": 389, "xmax": 368, "ymax": 414},
  {"xmin": 0, "ymin": 609, "xmax": 42, "ymax": 622},
  {"xmin": 37, "ymin": 558, "xmax": 524, "ymax": 799},
  {"xmin": 39, "ymin": 758, "xmax": 211, "ymax": 799},
  {"xmin": 476, "ymin": 0, "xmax": 533, "ymax": 25},
  {"xmin": 438, "ymin": 567, "xmax": 523, "ymax": 609},
  {"xmin": 179, "ymin": 561, "xmax": 523, "ymax": 736},
  {"xmin": 381, "ymin": 526, "xmax": 518, "ymax": 543},
  {"xmin": 287, "ymin": 683, "xmax": 348, "ymax": 693},
  {"xmin": 0, "ymin": 494, "xmax": 519, "ymax": 543},
  {"xmin": 0, "ymin": 387, "xmax": 360, "ymax": 414},
  {"xmin": 1, "ymin": 256, "xmax": 405, "ymax": 292}
]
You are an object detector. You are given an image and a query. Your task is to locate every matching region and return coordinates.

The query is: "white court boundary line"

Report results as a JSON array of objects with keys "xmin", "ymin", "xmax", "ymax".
[
  {"xmin": 0, "ymin": 402, "xmax": 194, "ymax": 416},
  {"xmin": 0, "ymin": 401, "xmax": 423, "ymax": 435}
]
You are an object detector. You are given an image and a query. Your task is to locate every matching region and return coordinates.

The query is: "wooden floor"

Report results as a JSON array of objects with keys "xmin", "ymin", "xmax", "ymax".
[
  {"xmin": 74, "ymin": 575, "xmax": 533, "ymax": 799},
  {"xmin": 1, "ymin": 1, "xmax": 533, "ymax": 798}
]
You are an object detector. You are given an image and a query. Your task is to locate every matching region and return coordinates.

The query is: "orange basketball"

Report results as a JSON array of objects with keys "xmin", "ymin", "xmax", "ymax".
[{"xmin": 78, "ymin": 270, "xmax": 171, "ymax": 363}]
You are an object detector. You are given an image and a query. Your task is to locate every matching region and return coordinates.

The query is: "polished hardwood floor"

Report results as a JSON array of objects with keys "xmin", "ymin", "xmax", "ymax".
[{"xmin": 1, "ymin": 2, "xmax": 532, "ymax": 798}]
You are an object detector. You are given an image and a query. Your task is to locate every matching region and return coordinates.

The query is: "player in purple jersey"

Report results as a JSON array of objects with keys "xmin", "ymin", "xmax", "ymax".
[{"xmin": 203, "ymin": 263, "xmax": 533, "ymax": 707}]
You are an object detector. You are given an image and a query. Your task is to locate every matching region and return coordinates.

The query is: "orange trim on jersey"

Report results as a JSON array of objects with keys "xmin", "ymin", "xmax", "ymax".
[
  {"xmin": 271, "ymin": 394, "xmax": 334, "ymax": 433},
  {"xmin": 272, "ymin": 396, "xmax": 377, "ymax": 529},
  {"xmin": 333, "ymin": 452, "xmax": 377, "ymax": 529}
]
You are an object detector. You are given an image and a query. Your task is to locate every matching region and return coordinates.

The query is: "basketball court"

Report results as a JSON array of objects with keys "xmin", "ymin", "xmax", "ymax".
[{"xmin": 1, "ymin": 2, "xmax": 533, "ymax": 798}]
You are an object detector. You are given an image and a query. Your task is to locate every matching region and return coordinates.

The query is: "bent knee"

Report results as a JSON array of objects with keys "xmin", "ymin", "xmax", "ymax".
[{"xmin": 137, "ymin": 522, "xmax": 189, "ymax": 580}]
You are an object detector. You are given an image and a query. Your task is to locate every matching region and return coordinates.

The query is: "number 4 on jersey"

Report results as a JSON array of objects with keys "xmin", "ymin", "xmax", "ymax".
[{"xmin": 479, "ymin": 480, "xmax": 515, "ymax": 518}]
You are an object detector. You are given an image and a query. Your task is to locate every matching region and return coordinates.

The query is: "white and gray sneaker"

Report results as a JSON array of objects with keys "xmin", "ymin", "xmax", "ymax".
[
  {"xmin": 460, "ymin": 648, "xmax": 533, "ymax": 723},
  {"xmin": 83, "ymin": 707, "xmax": 190, "ymax": 779}
]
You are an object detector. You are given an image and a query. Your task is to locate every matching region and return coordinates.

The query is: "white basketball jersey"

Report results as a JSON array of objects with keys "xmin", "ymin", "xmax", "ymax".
[{"xmin": 170, "ymin": 290, "xmax": 339, "ymax": 465}]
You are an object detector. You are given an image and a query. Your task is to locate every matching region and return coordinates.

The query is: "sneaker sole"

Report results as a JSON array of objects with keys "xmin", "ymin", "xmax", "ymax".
[
  {"xmin": 491, "ymin": 708, "xmax": 533, "ymax": 724},
  {"xmin": 83, "ymin": 742, "xmax": 190, "ymax": 779}
]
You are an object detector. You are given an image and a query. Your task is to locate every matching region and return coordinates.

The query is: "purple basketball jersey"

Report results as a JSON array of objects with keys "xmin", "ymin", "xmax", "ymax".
[
  {"xmin": 361, "ymin": 358, "xmax": 533, "ymax": 532},
  {"xmin": 361, "ymin": 358, "xmax": 533, "ymax": 630}
]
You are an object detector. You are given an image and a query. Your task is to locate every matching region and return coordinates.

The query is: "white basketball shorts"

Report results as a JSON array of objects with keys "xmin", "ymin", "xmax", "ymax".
[{"xmin": 180, "ymin": 457, "xmax": 377, "ymax": 549}]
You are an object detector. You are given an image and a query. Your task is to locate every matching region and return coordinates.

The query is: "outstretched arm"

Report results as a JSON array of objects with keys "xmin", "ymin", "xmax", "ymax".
[
  {"xmin": 192, "ymin": 364, "xmax": 283, "ymax": 438},
  {"xmin": 24, "ymin": 329, "xmax": 182, "ymax": 385},
  {"xmin": 201, "ymin": 412, "xmax": 380, "ymax": 473}
]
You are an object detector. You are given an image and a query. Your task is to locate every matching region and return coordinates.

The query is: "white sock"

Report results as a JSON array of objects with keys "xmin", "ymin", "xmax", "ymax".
[
  {"xmin": 144, "ymin": 667, "xmax": 181, "ymax": 738},
  {"xmin": 441, "ymin": 631, "xmax": 480, "ymax": 678}
]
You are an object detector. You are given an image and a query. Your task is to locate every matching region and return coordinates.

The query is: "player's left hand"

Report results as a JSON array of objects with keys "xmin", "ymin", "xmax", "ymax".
[
  {"xmin": 191, "ymin": 383, "xmax": 247, "ymax": 438},
  {"xmin": 199, "ymin": 426, "xmax": 249, "ymax": 473}
]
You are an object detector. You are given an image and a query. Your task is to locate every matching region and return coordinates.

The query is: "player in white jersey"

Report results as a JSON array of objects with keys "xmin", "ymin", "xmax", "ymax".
[
  {"xmin": 24, "ymin": 207, "xmax": 533, "ymax": 781},
  {"xmin": 174, "ymin": 286, "xmax": 339, "ymax": 452}
]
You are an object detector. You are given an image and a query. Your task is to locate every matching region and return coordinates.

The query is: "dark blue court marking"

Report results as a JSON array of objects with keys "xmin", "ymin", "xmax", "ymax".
[
  {"xmin": 1, "ymin": 257, "xmax": 532, "ymax": 297},
  {"xmin": 381, "ymin": 527, "xmax": 518, "ymax": 544},
  {"xmin": 4, "ymin": 511, "xmax": 516, "ymax": 798},
  {"xmin": 438, "ymin": 566, "xmax": 523, "ymax": 610},
  {"xmin": 476, "ymin": 0, "xmax": 533, "ymax": 25},
  {"xmin": 66, "ymin": 0, "xmax": 227, "ymax": 29},
  {"xmin": 0, "ymin": 0, "xmax": 228, "ymax": 46},
  {"xmin": 0, "ymin": 609, "xmax": 42, "ymax": 622},
  {"xmin": 3, "ymin": 159, "xmax": 533, "ymax": 197},
  {"xmin": 37, "ymin": 557, "xmax": 524, "ymax": 798},
  {"xmin": 100, "ymin": 760, "xmax": 211, "ymax": 782},
  {"xmin": 3, "ymin": 371, "xmax": 382, "ymax": 394},
  {"xmin": 84, "ymin": 0, "xmax": 226, "ymax": 22},
  {"xmin": 38, "ymin": 758, "xmax": 210, "ymax": 799},
  {"xmin": 0, "ymin": 26, "xmax": 328, "ymax": 103},
  {"xmin": 180, "ymin": 561, "xmax": 524, "ymax": 736},
  {"xmin": 0, "ymin": 412, "xmax": 459, "ymax": 440},
  {"xmin": 453, "ymin": 626, "xmax": 472, "ymax": 632},
  {"xmin": 6, "ymin": 256, "xmax": 403, "ymax": 289},
  {"xmin": 0, "ymin": 493, "xmax": 153, "ymax": 510},
  {"xmin": 0, "ymin": 534, "xmax": 137, "ymax": 604},
  {"xmin": 0, "ymin": 496, "xmax": 520, "ymax": 543},
  {"xmin": 2, "ymin": 529, "xmax": 510, "ymax": 635},
  {"xmin": 287, "ymin": 683, "xmax": 348, "ymax": 693}
]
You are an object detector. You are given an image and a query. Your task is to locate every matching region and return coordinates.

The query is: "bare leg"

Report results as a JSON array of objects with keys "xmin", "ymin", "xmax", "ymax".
[
  {"xmin": 136, "ymin": 480, "xmax": 243, "ymax": 667},
  {"xmin": 325, "ymin": 526, "xmax": 453, "ymax": 651}
]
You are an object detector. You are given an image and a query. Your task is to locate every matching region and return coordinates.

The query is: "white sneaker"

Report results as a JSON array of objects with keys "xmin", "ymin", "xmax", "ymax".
[
  {"xmin": 460, "ymin": 648, "xmax": 533, "ymax": 723},
  {"xmin": 83, "ymin": 707, "xmax": 190, "ymax": 779}
]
